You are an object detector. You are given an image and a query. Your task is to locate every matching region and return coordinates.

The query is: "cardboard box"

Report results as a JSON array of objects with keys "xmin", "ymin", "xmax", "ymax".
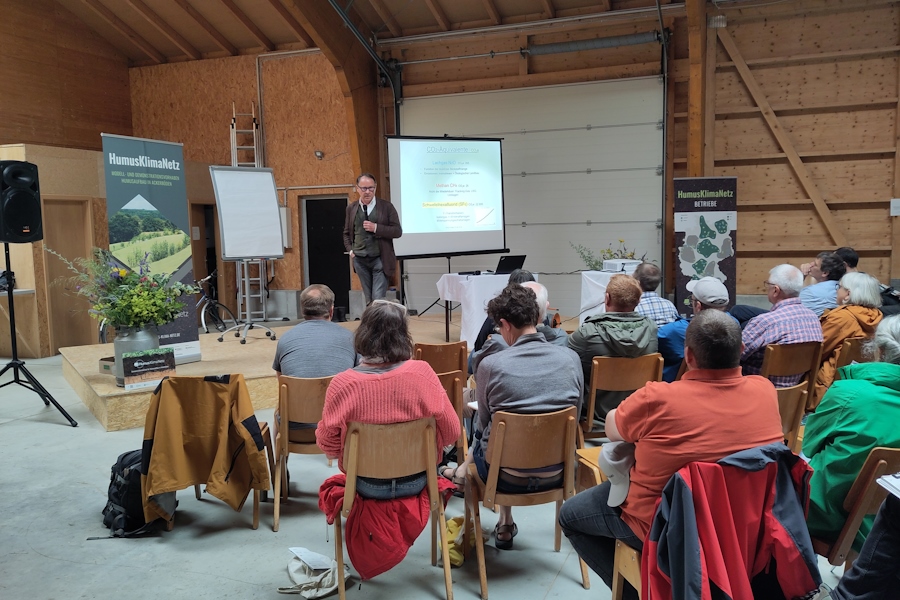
[
  {"xmin": 99, "ymin": 356, "xmax": 114, "ymax": 375},
  {"xmin": 602, "ymin": 259, "xmax": 642, "ymax": 274}
]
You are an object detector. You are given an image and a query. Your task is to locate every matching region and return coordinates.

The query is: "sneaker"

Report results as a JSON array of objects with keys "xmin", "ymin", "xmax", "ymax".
[{"xmin": 803, "ymin": 583, "xmax": 833, "ymax": 600}]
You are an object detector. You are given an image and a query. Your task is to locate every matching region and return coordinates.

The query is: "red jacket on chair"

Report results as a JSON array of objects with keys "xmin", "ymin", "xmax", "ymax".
[{"xmin": 642, "ymin": 444, "xmax": 822, "ymax": 600}]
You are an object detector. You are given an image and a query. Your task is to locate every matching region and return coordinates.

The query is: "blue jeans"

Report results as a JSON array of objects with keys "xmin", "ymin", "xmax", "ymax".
[
  {"xmin": 559, "ymin": 481, "xmax": 643, "ymax": 600},
  {"xmin": 353, "ymin": 255, "xmax": 387, "ymax": 304},
  {"xmin": 473, "ymin": 442, "xmax": 563, "ymax": 494},
  {"xmin": 355, "ymin": 472, "xmax": 426, "ymax": 500},
  {"xmin": 832, "ymin": 494, "xmax": 900, "ymax": 599}
]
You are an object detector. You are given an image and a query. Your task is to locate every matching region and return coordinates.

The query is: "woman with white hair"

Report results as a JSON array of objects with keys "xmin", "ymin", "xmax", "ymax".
[
  {"xmin": 811, "ymin": 272, "xmax": 883, "ymax": 408},
  {"xmin": 804, "ymin": 315, "xmax": 900, "ymax": 551}
]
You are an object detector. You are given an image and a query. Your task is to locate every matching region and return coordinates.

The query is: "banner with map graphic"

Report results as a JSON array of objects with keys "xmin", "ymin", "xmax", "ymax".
[
  {"xmin": 101, "ymin": 133, "xmax": 200, "ymax": 364},
  {"xmin": 673, "ymin": 177, "xmax": 737, "ymax": 315}
]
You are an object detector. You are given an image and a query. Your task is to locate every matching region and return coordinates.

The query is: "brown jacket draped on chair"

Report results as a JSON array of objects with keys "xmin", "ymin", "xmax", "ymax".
[{"xmin": 813, "ymin": 306, "xmax": 882, "ymax": 409}]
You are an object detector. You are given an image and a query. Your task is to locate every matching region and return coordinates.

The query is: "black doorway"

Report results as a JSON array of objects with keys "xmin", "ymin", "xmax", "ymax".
[{"xmin": 304, "ymin": 197, "xmax": 351, "ymax": 311}]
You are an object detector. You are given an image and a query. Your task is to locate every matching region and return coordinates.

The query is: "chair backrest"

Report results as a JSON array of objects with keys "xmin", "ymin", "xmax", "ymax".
[
  {"xmin": 674, "ymin": 359, "xmax": 688, "ymax": 381},
  {"xmin": 584, "ymin": 354, "xmax": 663, "ymax": 431},
  {"xmin": 436, "ymin": 370, "xmax": 467, "ymax": 455},
  {"xmin": 415, "ymin": 341, "xmax": 467, "ymax": 374},
  {"xmin": 341, "ymin": 417, "xmax": 439, "ymax": 516},
  {"xmin": 816, "ymin": 447, "xmax": 900, "ymax": 565},
  {"xmin": 759, "ymin": 342, "xmax": 822, "ymax": 395},
  {"xmin": 482, "ymin": 407, "xmax": 577, "ymax": 507},
  {"xmin": 834, "ymin": 336, "xmax": 869, "ymax": 371},
  {"xmin": 775, "ymin": 382, "xmax": 807, "ymax": 453},
  {"xmin": 278, "ymin": 375, "xmax": 332, "ymax": 453}
]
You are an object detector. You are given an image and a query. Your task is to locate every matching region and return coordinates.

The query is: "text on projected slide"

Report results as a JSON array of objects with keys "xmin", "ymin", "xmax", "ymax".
[{"xmin": 400, "ymin": 140, "xmax": 503, "ymax": 234}]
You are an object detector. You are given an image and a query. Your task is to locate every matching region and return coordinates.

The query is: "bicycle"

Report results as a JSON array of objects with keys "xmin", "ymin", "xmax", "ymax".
[
  {"xmin": 196, "ymin": 271, "xmax": 239, "ymax": 333},
  {"xmin": 98, "ymin": 271, "xmax": 239, "ymax": 342}
]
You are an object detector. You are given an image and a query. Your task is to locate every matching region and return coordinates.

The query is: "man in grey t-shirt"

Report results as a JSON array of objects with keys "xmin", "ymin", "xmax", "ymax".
[{"xmin": 273, "ymin": 284, "xmax": 358, "ymax": 441}]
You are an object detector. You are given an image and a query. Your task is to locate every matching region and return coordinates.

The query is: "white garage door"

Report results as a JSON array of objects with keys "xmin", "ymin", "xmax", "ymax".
[{"xmin": 398, "ymin": 77, "xmax": 665, "ymax": 321}]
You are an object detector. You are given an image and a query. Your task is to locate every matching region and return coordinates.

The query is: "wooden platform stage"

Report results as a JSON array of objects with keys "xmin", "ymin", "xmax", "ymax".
[{"xmin": 60, "ymin": 312, "xmax": 458, "ymax": 432}]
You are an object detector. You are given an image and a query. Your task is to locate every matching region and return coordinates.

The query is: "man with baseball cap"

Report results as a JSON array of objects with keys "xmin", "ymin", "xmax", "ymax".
[
  {"xmin": 657, "ymin": 276, "xmax": 732, "ymax": 382},
  {"xmin": 559, "ymin": 310, "xmax": 784, "ymax": 599}
]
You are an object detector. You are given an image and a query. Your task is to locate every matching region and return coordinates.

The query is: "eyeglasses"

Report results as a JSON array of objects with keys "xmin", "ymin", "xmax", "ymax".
[
  {"xmin": 763, "ymin": 281, "xmax": 777, "ymax": 289},
  {"xmin": 371, "ymin": 299, "xmax": 406, "ymax": 313},
  {"xmin": 357, "ymin": 186, "xmax": 376, "ymax": 192}
]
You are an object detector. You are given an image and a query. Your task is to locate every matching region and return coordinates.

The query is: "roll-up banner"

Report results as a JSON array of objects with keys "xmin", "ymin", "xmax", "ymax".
[
  {"xmin": 673, "ymin": 177, "xmax": 738, "ymax": 315},
  {"xmin": 101, "ymin": 133, "xmax": 201, "ymax": 364}
]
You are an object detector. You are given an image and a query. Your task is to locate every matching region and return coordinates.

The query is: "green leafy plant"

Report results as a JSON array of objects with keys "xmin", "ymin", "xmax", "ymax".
[
  {"xmin": 570, "ymin": 239, "xmax": 647, "ymax": 271},
  {"xmin": 46, "ymin": 247, "xmax": 196, "ymax": 329}
]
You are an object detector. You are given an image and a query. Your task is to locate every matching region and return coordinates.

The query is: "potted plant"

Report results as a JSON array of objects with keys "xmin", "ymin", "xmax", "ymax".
[
  {"xmin": 570, "ymin": 239, "xmax": 647, "ymax": 271},
  {"xmin": 47, "ymin": 248, "xmax": 196, "ymax": 386}
]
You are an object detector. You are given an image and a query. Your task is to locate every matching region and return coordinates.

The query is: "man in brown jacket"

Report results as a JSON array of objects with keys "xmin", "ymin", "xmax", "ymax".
[{"xmin": 342, "ymin": 173, "xmax": 403, "ymax": 304}]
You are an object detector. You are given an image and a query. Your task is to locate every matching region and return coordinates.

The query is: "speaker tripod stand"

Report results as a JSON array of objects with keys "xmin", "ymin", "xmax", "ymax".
[{"xmin": 0, "ymin": 243, "xmax": 77, "ymax": 426}]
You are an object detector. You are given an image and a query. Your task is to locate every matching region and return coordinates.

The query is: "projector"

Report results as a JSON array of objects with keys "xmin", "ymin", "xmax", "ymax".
[{"xmin": 603, "ymin": 259, "xmax": 642, "ymax": 273}]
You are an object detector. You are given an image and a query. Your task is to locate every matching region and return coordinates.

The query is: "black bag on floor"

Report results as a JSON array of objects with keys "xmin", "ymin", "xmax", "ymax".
[{"xmin": 101, "ymin": 449, "xmax": 155, "ymax": 537}]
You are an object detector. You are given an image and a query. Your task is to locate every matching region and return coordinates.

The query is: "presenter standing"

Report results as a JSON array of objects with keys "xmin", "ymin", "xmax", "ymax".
[{"xmin": 342, "ymin": 173, "xmax": 402, "ymax": 304}]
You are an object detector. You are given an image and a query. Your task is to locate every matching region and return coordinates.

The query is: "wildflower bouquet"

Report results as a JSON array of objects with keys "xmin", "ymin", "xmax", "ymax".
[
  {"xmin": 46, "ymin": 248, "xmax": 196, "ymax": 329},
  {"xmin": 570, "ymin": 239, "xmax": 648, "ymax": 271}
]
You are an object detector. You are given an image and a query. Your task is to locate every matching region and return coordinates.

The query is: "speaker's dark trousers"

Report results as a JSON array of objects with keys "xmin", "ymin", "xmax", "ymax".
[{"xmin": 353, "ymin": 255, "xmax": 387, "ymax": 304}]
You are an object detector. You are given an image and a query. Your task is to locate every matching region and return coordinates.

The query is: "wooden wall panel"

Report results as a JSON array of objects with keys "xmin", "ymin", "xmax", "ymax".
[
  {"xmin": 739, "ymin": 257, "xmax": 891, "ymax": 295},
  {"xmin": 130, "ymin": 55, "xmax": 259, "ymax": 165},
  {"xmin": 718, "ymin": 159, "xmax": 895, "ymax": 203},
  {"xmin": 727, "ymin": 6, "xmax": 898, "ymax": 59},
  {"xmin": 738, "ymin": 208, "xmax": 890, "ymax": 251},
  {"xmin": 716, "ymin": 59, "xmax": 898, "ymax": 110},
  {"xmin": 0, "ymin": 0, "xmax": 131, "ymax": 150}
]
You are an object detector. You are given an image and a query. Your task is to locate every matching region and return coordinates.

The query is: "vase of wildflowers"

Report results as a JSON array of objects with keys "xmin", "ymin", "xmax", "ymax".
[{"xmin": 46, "ymin": 248, "xmax": 196, "ymax": 386}]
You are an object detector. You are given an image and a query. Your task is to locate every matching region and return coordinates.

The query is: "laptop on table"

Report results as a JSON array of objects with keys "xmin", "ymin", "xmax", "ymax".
[{"xmin": 495, "ymin": 255, "xmax": 526, "ymax": 275}]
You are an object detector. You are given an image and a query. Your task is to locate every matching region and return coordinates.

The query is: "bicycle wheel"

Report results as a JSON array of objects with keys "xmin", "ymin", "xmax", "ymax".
[{"xmin": 207, "ymin": 302, "xmax": 237, "ymax": 333}]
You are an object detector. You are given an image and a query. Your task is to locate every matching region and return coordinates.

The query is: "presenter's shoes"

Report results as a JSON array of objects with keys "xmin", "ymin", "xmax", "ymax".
[{"xmin": 494, "ymin": 522, "xmax": 517, "ymax": 550}]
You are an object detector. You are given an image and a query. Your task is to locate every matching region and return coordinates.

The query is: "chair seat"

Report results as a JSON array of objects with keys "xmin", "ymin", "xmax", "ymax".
[{"xmin": 576, "ymin": 446, "xmax": 606, "ymax": 493}]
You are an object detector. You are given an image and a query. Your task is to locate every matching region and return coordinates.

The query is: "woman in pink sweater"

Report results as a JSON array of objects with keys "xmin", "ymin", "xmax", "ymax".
[{"xmin": 316, "ymin": 300, "xmax": 460, "ymax": 499}]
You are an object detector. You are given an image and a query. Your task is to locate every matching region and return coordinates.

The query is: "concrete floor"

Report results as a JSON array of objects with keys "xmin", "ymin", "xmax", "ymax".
[{"xmin": 0, "ymin": 344, "xmax": 843, "ymax": 599}]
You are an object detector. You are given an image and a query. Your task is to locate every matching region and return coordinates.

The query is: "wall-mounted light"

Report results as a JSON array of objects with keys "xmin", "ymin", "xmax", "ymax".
[{"xmin": 314, "ymin": 150, "xmax": 324, "ymax": 160}]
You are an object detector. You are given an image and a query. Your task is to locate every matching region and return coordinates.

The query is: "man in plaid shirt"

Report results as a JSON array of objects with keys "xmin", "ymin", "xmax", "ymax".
[
  {"xmin": 633, "ymin": 263, "xmax": 679, "ymax": 327},
  {"xmin": 741, "ymin": 264, "xmax": 823, "ymax": 387}
]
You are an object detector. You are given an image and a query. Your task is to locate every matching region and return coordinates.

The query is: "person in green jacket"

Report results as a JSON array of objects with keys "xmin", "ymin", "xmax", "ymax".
[{"xmin": 803, "ymin": 315, "xmax": 900, "ymax": 551}]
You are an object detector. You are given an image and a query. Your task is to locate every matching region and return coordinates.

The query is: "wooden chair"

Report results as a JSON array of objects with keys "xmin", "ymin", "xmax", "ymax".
[
  {"xmin": 811, "ymin": 447, "xmax": 900, "ymax": 566},
  {"xmin": 334, "ymin": 418, "xmax": 453, "ymax": 600},
  {"xmin": 776, "ymin": 382, "xmax": 807, "ymax": 453},
  {"xmin": 574, "ymin": 444, "xmax": 608, "ymax": 589},
  {"xmin": 834, "ymin": 336, "xmax": 869, "ymax": 371},
  {"xmin": 759, "ymin": 342, "xmax": 822, "ymax": 410},
  {"xmin": 463, "ymin": 407, "xmax": 587, "ymax": 598},
  {"xmin": 581, "ymin": 354, "xmax": 663, "ymax": 445},
  {"xmin": 674, "ymin": 358, "xmax": 688, "ymax": 381},
  {"xmin": 273, "ymin": 375, "xmax": 333, "ymax": 532},
  {"xmin": 437, "ymin": 370, "xmax": 468, "ymax": 460},
  {"xmin": 612, "ymin": 540, "xmax": 642, "ymax": 600},
  {"xmin": 415, "ymin": 341, "xmax": 467, "ymax": 375}
]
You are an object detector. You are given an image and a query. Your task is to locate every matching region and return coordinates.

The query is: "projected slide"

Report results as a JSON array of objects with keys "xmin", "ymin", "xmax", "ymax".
[
  {"xmin": 388, "ymin": 137, "xmax": 507, "ymax": 259},
  {"xmin": 399, "ymin": 139, "xmax": 502, "ymax": 233}
]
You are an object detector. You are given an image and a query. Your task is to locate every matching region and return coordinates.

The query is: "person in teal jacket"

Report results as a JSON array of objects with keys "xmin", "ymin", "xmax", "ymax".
[{"xmin": 802, "ymin": 315, "xmax": 900, "ymax": 551}]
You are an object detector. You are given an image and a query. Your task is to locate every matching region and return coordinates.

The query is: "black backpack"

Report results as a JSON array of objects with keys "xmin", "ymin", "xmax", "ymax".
[{"xmin": 101, "ymin": 449, "xmax": 155, "ymax": 537}]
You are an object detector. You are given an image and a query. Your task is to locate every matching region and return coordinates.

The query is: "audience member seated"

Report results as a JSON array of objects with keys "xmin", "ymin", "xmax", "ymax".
[
  {"xmin": 657, "ymin": 276, "xmax": 730, "ymax": 382},
  {"xmin": 741, "ymin": 264, "xmax": 823, "ymax": 387},
  {"xmin": 273, "ymin": 284, "xmax": 358, "ymax": 442},
  {"xmin": 834, "ymin": 246, "xmax": 859, "ymax": 273},
  {"xmin": 568, "ymin": 274, "xmax": 657, "ymax": 421},
  {"xmin": 316, "ymin": 300, "xmax": 459, "ymax": 499},
  {"xmin": 800, "ymin": 252, "xmax": 847, "ymax": 317},
  {"xmin": 450, "ymin": 283, "xmax": 583, "ymax": 550},
  {"xmin": 559, "ymin": 310, "xmax": 784, "ymax": 598},
  {"xmin": 470, "ymin": 269, "xmax": 536, "ymax": 371},
  {"xmin": 812, "ymin": 494, "xmax": 900, "ymax": 600},
  {"xmin": 803, "ymin": 316, "xmax": 900, "ymax": 551},
  {"xmin": 811, "ymin": 272, "xmax": 883, "ymax": 407},
  {"xmin": 633, "ymin": 262, "xmax": 678, "ymax": 327}
]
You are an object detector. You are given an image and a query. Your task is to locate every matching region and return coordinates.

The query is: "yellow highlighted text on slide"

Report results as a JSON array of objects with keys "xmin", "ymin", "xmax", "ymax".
[{"xmin": 422, "ymin": 202, "xmax": 469, "ymax": 208}]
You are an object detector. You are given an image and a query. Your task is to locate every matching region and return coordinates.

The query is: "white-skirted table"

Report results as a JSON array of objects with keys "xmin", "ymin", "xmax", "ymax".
[
  {"xmin": 579, "ymin": 271, "xmax": 623, "ymax": 324},
  {"xmin": 436, "ymin": 273, "xmax": 531, "ymax": 349}
]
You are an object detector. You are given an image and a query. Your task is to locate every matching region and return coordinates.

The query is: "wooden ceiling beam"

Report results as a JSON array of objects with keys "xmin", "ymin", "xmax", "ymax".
[
  {"xmin": 82, "ymin": 0, "xmax": 166, "ymax": 64},
  {"xmin": 541, "ymin": 0, "xmax": 556, "ymax": 19},
  {"xmin": 219, "ymin": 0, "xmax": 276, "ymax": 51},
  {"xmin": 268, "ymin": 0, "xmax": 315, "ymax": 48},
  {"xmin": 173, "ymin": 0, "xmax": 237, "ymax": 56},
  {"xmin": 481, "ymin": 0, "xmax": 501, "ymax": 25},
  {"xmin": 424, "ymin": 0, "xmax": 451, "ymax": 31},
  {"xmin": 125, "ymin": 0, "xmax": 201, "ymax": 60},
  {"xmin": 367, "ymin": 0, "xmax": 402, "ymax": 37}
]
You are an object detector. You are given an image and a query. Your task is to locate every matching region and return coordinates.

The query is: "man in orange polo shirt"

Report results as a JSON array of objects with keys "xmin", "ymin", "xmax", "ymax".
[{"xmin": 559, "ymin": 310, "xmax": 784, "ymax": 599}]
